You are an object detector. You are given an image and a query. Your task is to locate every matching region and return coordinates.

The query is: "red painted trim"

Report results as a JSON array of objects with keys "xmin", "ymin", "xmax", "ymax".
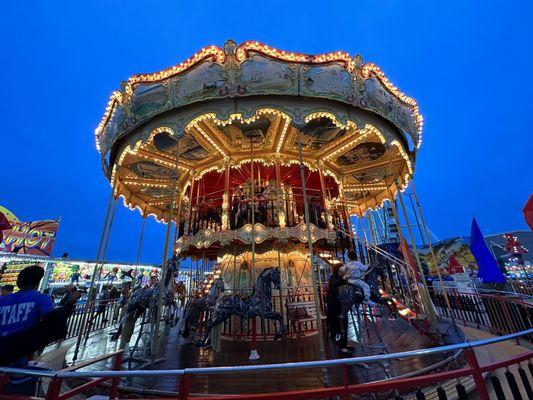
[
  {"xmin": 58, "ymin": 377, "xmax": 108, "ymax": 400},
  {"xmin": 480, "ymin": 350, "xmax": 533, "ymax": 373}
]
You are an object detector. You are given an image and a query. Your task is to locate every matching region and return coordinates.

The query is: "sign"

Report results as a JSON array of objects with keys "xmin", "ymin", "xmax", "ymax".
[{"xmin": 1, "ymin": 219, "xmax": 59, "ymax": 256}]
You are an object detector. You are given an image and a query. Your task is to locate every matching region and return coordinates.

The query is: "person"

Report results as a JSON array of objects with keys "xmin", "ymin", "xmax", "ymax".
[
  {"xmin": 97, "ymin": 286, "xmax": 111, "ymax": 323},
  {"xmin": 326, "ymin": 263, "xmax": 353, "ymax": 355},
  {"xmin": 0, "ymin": 266, "xmax": 81, "ymax": 395},
  {"xmin": 340, "ymin": 251, "xmax": 374, "ymax": 306},
  {"xmin": 0, "ymin": 266, "xmax": 54, "ymax": 338},
  {"xmin": 1, "ymin": 284, "xmax": 14, "ymax": 296}
]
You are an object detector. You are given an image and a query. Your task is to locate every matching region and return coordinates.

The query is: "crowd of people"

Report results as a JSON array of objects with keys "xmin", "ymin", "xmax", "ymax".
[{"xmin": 0, "ymin": 263, "xmax": 179, "ymax": 394}]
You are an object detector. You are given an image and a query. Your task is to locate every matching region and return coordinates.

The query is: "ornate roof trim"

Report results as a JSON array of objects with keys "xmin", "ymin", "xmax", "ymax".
[{"xmin": 95, "ymin": 40, "xmax": 423, "ymax": 153}]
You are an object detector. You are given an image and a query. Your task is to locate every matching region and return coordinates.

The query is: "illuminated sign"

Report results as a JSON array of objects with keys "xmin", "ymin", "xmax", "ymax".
[{"xmin": 1, "ymin": 219, "xmax": 59, "ymax": 256}]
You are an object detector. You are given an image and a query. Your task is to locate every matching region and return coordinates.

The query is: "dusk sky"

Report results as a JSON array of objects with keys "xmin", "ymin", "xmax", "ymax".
[{"xmin": 1, "ymin": 1, "xmax": 531, "ymax": 264}]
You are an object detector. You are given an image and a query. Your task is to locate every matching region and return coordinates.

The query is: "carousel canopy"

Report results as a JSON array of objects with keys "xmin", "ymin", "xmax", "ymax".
[{"xmin": 94, "ymin": 40, "xmax": 423, "ymax": 221}]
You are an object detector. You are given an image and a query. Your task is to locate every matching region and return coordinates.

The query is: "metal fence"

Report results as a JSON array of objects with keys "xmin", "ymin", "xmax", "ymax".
[
  {"xmin": 429, "ymin": 288, "xmax": 533, "ymax": 340},
  {"xmin": 0, "ymin": 329, "xmax": 532, "ymax": 400}
]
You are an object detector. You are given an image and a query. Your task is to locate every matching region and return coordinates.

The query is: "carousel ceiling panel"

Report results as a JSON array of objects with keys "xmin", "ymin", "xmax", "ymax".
[
  {"xmin": 220, "ymin": 116, "xmax": 271, "ymax": 148},
  {"xmin": 178, "ymin": 135, "xmax": 210, "ymax": 161},
  {"xmin": 138, "ymin": 187, "xmax": 173, "ymax": 198},
  {"xmin": 336, "ymin": 142, "xmax": 386, "ymax": 166},
  {"xmin": 352, "ymin": 167, "xmax": 389, "ymax": 184},
  {"xmin": 299, "ymin": 117, "xmax": 346, "ymax": 150},
  {"xmin": 128, "ymin": 161, "xmax": 175, "ymax": 179}
]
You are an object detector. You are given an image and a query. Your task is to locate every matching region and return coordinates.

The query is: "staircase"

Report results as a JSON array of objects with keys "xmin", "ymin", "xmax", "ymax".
[
  {"xmin": 316, "ymin": 249, "xmax": 435, "ymax": 339},
  {"xmin": 199, "ymin": 264, "xmax": 222, "ymax": 295}
]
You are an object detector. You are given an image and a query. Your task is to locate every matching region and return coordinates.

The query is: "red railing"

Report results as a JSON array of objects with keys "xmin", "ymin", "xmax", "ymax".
[
  {"xmin": 429, "ymin": 288, "xmax": 533, "ymax": 340},
  {"xmin": 0, "ymin": 350, "xmax": 123, "ymax": 400},
  {"xmin": 1, "ymin": 330, "xmax": 531, "ymax": 399}
]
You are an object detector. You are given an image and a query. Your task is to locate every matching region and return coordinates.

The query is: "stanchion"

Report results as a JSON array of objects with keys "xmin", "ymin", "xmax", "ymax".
[
  {"xmin": 72, "ymin": 190, "xmax": 117, "ymax": 364},
  {"xmin": 298, "ymin": 131, "xmax": 328, "ymax": 385},
  {"xmin": 152, "ymin": 141, "xmax": 180, "ymax": 356}
]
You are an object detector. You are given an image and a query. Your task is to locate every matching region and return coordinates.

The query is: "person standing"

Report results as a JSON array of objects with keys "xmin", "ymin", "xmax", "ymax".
[
  {"xmin": 0, "ymin": 266, "xmax": 53, "ymax": 338},
  {"xmin": 326, "ymin": 263, "xmax": 353, "ymax": 355}
]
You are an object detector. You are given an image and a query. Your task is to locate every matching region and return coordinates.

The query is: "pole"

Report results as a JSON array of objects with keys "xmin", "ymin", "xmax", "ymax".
[
  {"xmin": 409, "ymin": 182, "xmax": 455, "ymax": 319},
  {"xmin": 407, "ymin": 193, "xmax": 426, "ymax": 246},
  {"xmin": 298, "ymin": 131, "xmax": 327, "ymax": 363},
  {"xmin": 249, "ymin": 137, "xmax": 259, "ymax": 360},
  {"xmin": 152, "ymin": 141, "xmax": 180, "ymax": 355},
  {"xmin": 395, "ymin": 181, "xmax": 439, "ymax": 333},
  {"xmin": 384, "ymin": 182, "xmax": 420, "ymax": 317},
  {"xmin": 72, "ymin": 190, "xmax": 116, "ymax": 364},
  {"xmin": 136, "ymin": 217, "xmax": 147, "ymax": 265}
]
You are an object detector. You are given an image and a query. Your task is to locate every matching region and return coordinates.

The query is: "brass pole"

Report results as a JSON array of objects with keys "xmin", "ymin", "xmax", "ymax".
[
  {"xmin": 395, "ymin": 180, "xmax": 439, "ymax": 332},
  {"xmin": 152, "ymin": 141, "xmax": 180, "ymax": 355},
  {"xmin": 384, "ymin": 179, "xmax": 420, "ymax": 318},
  {"xmin": 297, "ymin": 131, "xmax": 326, "ymax": 362},
  {"xmin": 409, "ymin": 182, "xmax": 454, "ymax": 318},
  {"xmin": 72, "ymin": 182, "xmax": 116, "ymax": 364},
  {"xmin": 317, "ymin": 164, "xmax": 332, "ymax": 229},
  {"xmin": 223, "ymin": 161, "xmax": 231, "ymax": 230},
  {"xmin": 250, "ymin": 139, "xmax": 257, "ymax": 284},
  {"xmin": 136, "ymin": 216, "xmax": 147, "ymax": 265},
  {"xmin": 249, "ymin": 137, "xmax": 259, "ymax": 358},
  {"xmin": 186, "ymin": 175, "xmax": 196, "ymax": 236}
]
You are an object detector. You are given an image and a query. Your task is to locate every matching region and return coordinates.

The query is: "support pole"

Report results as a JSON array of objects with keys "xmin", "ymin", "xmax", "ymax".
[
  {"xmin": 409, "ymin": 181, "xmax": 454, "ymax": 320},
  {"xmin": 298, "ymin": 132, "xmax": 327, "ymax": 363},
  {"xmin": 152, "ymin": 142, "xmax": 180, "ymax": 356},
  {"xmin": 395, "ymin": 181, "xmax": 439, "ymax": 333},
  {"xmin": 136, "ymin": 217, "xmax": 147, "ymax": 265},
  {"xmin": 72, "ymin": 190, "xmax": 116, "ymax": 364},
  {"xmin": 384, "ymin": 181, "xmax": 420, "ymax": 317},
  {"xmin": 222, "ymin": 161, "xmax": 231, "ymax": 230},
  {"xmin": 249, "ymin": 137, "xmax": 259, "ymax": 360}
]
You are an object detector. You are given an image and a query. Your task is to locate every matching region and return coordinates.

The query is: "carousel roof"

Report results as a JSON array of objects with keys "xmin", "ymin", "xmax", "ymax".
[{"xmin": 94, "ymin": 40, "xmax": 423, "ymax": 221}]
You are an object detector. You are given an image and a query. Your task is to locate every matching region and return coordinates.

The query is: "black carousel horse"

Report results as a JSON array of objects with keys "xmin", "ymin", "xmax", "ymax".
[
  {"xmin": 179, "ymin": 277, "xmax": 225, "ymax": 339},
  {"xmin": 200, "ymin": 267, "xmax": 285, "ymax": 346},
  {"xmin": 337, "ymin": 261, "xmax": 397, "ymax": 346},
  {"xmin": 111, "ymin": 256, "xmax": 181, "ymax": 346}
]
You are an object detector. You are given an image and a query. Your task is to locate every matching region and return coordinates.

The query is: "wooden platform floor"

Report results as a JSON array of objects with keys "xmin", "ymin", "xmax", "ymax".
[{"xmin": 61, "ymin": 310, "xmax": 465, "ymax": 396}]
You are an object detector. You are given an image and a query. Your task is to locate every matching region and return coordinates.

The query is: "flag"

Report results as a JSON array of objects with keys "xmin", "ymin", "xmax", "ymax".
[
  {"xmin": 398, "ymin": 238, "xmax": 421, "ymax": 282},
  {"xmin": 448, "ymin": 254, "xmax": 464, "ymax": 274},
  {"xmin": 523, "ymin": 194, "xmax": 533, "ymax": 231},
  {"xmin": 469, "ymin": 218, "xmax": 506, "ymax": 283}
]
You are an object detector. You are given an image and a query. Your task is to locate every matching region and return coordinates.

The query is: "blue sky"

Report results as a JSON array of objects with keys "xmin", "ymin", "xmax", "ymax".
[{"xmin": 1, "ymin": 1, "xmax": 531, "ymax": 264}]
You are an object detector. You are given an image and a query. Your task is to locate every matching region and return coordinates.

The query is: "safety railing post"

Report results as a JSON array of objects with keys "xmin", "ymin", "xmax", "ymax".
[
  {"xmin": 46, "ymin": 376, "xmax": 62, "ymax": 400},
  {"xmin": 342, "ymin": 364, "xmax": 348, "ymax": 387},
  {"xmin": 0, "ymin": 373, "xmax": 8, "ymax": 394},
  {"xmin": 499, "ymin": 296, "xmax": 520, "ymax": 345},
  {"xmin": 179, "ymin": 374, "xmax": 191, "ymax": 400},
  {"xmin": 109, "ymin": 350, "xmax": 123, "ymax": 399},
  {"xmin": 465, "ymin": 347, "xmax": 489, "ymax": 400}
]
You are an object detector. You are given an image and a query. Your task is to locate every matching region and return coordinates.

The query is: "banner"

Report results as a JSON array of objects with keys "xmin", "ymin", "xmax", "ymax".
[{"xmin": 1, "ymin": 219, "xmax": 59, "ymax": 256}]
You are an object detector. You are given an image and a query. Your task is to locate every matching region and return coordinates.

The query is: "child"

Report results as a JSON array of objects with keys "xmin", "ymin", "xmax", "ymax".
[{"xmin": 340, "ymin": 251, "xmax": 374, "ymax": 306}]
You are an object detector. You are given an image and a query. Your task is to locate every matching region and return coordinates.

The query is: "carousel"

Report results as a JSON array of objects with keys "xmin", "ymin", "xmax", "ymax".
[{"xmin": 92, "ymin": 40, "xmax": 458, "ymax": 384}]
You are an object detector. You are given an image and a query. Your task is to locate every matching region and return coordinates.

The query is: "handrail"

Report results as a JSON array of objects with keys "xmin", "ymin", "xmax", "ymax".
[{"xmin": 1, "ymin": 328, "xmax": 531, "ymax": 379}]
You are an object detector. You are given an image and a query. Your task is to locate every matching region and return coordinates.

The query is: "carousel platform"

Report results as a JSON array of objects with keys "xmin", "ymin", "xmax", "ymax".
[{"xmin": 51, "ymin": 308, "xmax": 465, "ymax": 396}]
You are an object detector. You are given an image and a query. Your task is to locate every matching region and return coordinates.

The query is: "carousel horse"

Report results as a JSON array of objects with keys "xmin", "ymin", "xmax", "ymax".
[
  {"xmin": 337, "ymin": 260, "xmax": 397, "ymax": 345},
  {"xmin": 179, "ymin": 277, "xmax": 225, "ymax": 339},
  {"xmin": 111, "ymin": 256, "xmax": 181, "ymax": 348},
  {"xmin": 200, "ymin": 267, "xmax": 285, "ymax": 346}
]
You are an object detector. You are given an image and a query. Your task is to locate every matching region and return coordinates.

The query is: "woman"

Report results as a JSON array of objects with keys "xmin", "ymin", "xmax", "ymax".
[{"xmin": 326, "ymin": 263, "xmax": 353, "ymax": 356}]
